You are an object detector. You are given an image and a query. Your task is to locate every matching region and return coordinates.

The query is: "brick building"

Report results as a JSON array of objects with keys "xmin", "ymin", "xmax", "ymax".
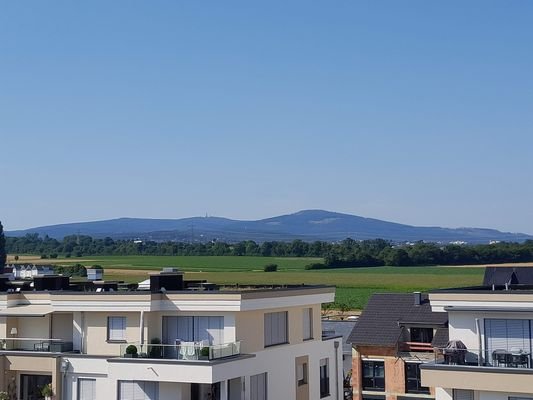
[{"xmin": 347, "ymin": 293, "xmax": 448, "ymax": 400}]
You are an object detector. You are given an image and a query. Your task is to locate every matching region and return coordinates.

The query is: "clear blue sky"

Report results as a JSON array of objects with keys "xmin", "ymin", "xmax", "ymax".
[{"xmin": 1, "ymin": 1, "xmax": 532, "ymax": 233}]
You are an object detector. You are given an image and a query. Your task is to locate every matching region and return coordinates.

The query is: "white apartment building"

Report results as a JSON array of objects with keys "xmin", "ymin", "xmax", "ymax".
[
  {"xmin": 0, "ymin": 272, "xmax": 343, "ymax": 400},
  {"xmin": 421, "ymin": 284, "xmax": 533, "ymax": 400}
]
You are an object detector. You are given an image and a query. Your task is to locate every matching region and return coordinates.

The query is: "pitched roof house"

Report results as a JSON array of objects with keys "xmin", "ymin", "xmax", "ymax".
[{"xmin": 348, "ymin": 293, "xmax": 448, "ymax": 400}]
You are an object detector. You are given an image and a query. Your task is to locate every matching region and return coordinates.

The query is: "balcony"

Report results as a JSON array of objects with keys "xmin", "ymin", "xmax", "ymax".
[
  {"xmin": 421, "ymin": 348, "xmax": 533, "ymax": 393},
  {"xmin": 0, "ymin": 338, "xmax": 74, "ymax": 353},
  {"xmin": 119, "ymin": 341, "xmax": 241, "ymax": 362},
  {"xmin": 401, "ymin": 341, "xmax": 435, "ymax": 352},
  {"xmin": 434, "ymin": 348, "xmax": 531, "ymax": 369}
]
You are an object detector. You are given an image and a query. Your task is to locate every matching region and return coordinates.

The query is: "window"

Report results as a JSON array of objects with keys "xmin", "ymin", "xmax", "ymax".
[
  {"xmin": 78, "ymin": 378, "xmax": 96, "ymax": 400},
  {"xmin": 362, "ymin": 360, "xmax": 385, "ymax": 391},
  {"xmin": 405, "ymin": 363, "xmax": 429, "ymax": 394},
  {"xmin": 320, "ymin": 358, "xmax": 330, "ymax": 398},
  {"xmin": 453, "ymin": 390, "xmax": 473, "ymax": 400},
  {"xmin": 297, "ymin": 362, "xmax": 308, "ymax": 386},
  {"xmin": 118, "ymin": 381, "xmax": 158, "ymax": 400},
  {"xmin": 162, "ymin": 316, "xmax": 224, "ymax": 345},
  {"xmin": 250, "ymin": 373, "xmax": 267, "ymax": 400},
  {"xmin": 264, "ymin": 311, "xmax": 288, "ymax": 347},
  {"xmin": 107, "ymin": 316, "xmax": 126, "ymax": 342},
  {"xmin": 410, "ymin": 328, "xmax": 434, "ymax": 343},
  {"xmin": 485, "ymin": 319, "xmax": 530, "ymax": 365},
  {"xmin": 303, "ymin": 308, "xmax": 313, "ymax": 340}
]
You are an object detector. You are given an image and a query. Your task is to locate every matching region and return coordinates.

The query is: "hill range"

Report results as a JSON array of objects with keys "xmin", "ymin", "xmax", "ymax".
[{"xmin": 6, "ymin": 210, "xmax": 532, "ymax": 244}]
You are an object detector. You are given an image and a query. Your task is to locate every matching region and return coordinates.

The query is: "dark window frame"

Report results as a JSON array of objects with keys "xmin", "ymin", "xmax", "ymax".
[
  {"xmin": 320, "ymin": 358, "xmax": 330, "ymax": 398},
  {"xmin": 362, "ymin": 360, "xmax": 385, "ymax": 391},
  {"xmin": 410, "ymin": 327, "xmax": 434, "ymax": 343},
  {"xmin": 405, "ymin": 363, "xmax": 430, "ymax": 394}
]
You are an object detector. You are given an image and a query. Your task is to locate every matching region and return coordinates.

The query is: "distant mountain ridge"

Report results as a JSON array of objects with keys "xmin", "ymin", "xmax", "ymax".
[{"xmin": 6, "ymin": 210, "xmax": 532, "ymax": 244}]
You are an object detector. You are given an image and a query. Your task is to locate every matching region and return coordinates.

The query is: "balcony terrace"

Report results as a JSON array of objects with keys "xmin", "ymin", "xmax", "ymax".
[
  {"xmin": 118, "ymin": 341, "xmax": 242, "ymax": 362},
  {"xmin": 421, "ymin": 348, "xmax": 533, "ymax": 393},
  {"xmin": 0, "ymin": 338, "xmax": 74, "ymax": 353}
]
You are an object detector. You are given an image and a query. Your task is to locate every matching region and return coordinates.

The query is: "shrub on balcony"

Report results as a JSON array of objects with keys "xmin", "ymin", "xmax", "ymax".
[
  {"xmin": 149, "ymin": 338, "xmax": 162, "ymax": 358},
  {"xmin": 125, "ymin": 345, "xmax": 138, "ymax": 358},
  {"xmin": 41, "ymin": 384, "xmax": 53, "ymax": 398},
  {"xmin": 200, "ymin": 346, "xmax": 210, "ymax": 359}
]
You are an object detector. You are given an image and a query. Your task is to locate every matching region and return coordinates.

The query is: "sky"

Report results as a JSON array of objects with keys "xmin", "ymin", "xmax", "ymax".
[{"xmin": 1, "ymin": 1, "xmax": 533, "ymax": 233}]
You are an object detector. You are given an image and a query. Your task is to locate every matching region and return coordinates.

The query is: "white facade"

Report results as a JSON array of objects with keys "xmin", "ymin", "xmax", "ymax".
[
  {"xmin": 421, "ymin": 290, "xmax": 533, "ymax": 400},
  {"xmin": 0, "ymin": 286, "xmax": 342, "ymax": 400}
]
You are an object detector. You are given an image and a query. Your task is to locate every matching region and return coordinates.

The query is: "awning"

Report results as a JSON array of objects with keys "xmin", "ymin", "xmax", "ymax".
[{"xmin": 0, "ymin": 305, "xmax": 53, "ymax": 317}]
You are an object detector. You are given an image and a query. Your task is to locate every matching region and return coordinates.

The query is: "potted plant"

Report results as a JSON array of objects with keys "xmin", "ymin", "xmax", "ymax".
[
  {"xmin": 0, "ymin": 391, "xmax": 9, "ymax": 400},
  {"xmin": 41, "ymin": 383, "xmax": 53, "ymax": 400},
  {"xmin": 199, "ymin": 346, "xmax": 210, "ymax": 360},
  {"xmin": 124, "ymin": 344, "xmax": 138, "ymax": 358},
  {"xmin": 149, "ymin": 337, "xmax": 162, "ymax": 358}
]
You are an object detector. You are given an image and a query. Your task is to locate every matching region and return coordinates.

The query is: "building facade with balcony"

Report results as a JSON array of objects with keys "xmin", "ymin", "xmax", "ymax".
[
  {"xmin": 348, "ymin": 293, "xmax": 448, "ymax": 400},
  {"xmin": 0, "ymin": 274, "xmax": 343, "ymax": 400},
  {"xmin": 420, "ymin": 283, "xmax": 533, "ymax": 400}
]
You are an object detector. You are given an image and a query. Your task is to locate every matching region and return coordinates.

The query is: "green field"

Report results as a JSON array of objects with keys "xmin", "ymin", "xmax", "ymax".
[
  {"xmin": 12, "ymin": 255, "xmax": 485, "ymax": 310},
  {"xmin": 38, "ymin": 255, "xmax": 322, "ymax": 272}
]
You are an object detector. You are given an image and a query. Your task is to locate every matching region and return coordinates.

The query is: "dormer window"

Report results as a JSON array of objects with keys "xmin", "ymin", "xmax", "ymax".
[{"xmin": 410, "ymin": 327, "xmax": 433, "ymax": 343}]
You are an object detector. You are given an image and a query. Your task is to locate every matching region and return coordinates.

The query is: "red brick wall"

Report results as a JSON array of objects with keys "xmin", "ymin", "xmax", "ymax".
[{"xmin": 351, "ymin": 345, "xmax": 412, "ymax": 400}]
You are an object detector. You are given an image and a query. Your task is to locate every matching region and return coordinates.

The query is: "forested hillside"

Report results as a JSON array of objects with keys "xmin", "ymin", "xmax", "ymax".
[{"xmin": 6, "ymin": 234, "xmax": 533, "ymax": 267}]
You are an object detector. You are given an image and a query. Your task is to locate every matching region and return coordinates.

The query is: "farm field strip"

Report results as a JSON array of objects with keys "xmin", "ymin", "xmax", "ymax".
[{"xmin": 8, "ymin": 255, "xmax": 486, "ymax": 309}]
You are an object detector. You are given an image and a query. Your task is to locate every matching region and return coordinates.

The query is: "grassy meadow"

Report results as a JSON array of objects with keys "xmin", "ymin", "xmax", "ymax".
[{"xmin": 7, "ymin": 255, "xmax": 485, "ymax": 310}]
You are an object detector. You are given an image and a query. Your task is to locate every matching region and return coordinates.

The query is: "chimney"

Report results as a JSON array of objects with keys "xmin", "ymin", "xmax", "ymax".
[{"xmin": 414, "ymin": 291, "xmax": 422, "ymax": 306}]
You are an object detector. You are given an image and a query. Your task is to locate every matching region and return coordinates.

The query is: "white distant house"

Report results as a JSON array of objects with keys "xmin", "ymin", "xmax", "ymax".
[
  {"xmin": 87, "ymin": 267, "xmax": 104, "ymax": 281},
  {"xmin": 13, "ymin": 265, "xmax": 54, "ymax": 279}
]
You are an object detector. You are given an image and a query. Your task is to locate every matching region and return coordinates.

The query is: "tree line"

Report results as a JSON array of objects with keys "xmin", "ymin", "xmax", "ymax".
[{"xmin": 4, "ymin": 233, "xmax": 533, "ymax": 267}]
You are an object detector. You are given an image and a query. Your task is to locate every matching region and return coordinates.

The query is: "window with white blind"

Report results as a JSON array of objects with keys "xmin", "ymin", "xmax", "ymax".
[
  {"xmin": 303, "ymin": 308, "xmax": 313, "ymax": 340},
  {"xmin": 108, "ymin": 316, "xmax": 127, "ymax": 341},
  {"xmin": 78, "ymin": 378, "xmax": 96, "ymax": 400},
  {"xmin": 250, "ymin": 373, "xmax": 267, "ymax": 400},
  {"xmin": 118, "ymin": 381, "xmax": 158, "ymax": 400},
  {"xmin": 264, "ymin": 311, "xmax": 288, "ymax": 347},
  {"xmin": 485, "ymin": 319, "xmax": 531, "ymax": 365},
  {"xmin": 453, "ymin": 390, "xmax": 473, "ymax": 400}
]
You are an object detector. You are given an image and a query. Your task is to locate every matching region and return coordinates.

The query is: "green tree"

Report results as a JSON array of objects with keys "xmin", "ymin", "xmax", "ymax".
[{"xmin": 0, "ymin": 221, "xmax": 6, "ymax": 270}]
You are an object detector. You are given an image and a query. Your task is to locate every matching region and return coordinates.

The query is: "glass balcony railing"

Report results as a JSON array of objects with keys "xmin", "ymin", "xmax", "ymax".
[
  {"xmin": 0, "ymin": 338, "xmax": 74, "ymax": 353},
  {"xmin": 435, "ymin": 348, "xmax": 532, "ymax": 369},
  {"xmin": 119, "ymin": 341, "xmax": 241, "ymax": 361}
]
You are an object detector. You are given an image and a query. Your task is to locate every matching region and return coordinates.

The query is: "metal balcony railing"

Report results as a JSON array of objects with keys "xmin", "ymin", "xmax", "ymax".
[
  {"xmin": 119, "ymin": 341, "xmax": 241, "ymax": 361},
  {"xmin": 434, "ymin": 347, "xmax": 532, "ymax": 369},
  {"xmin": 0, "ymin": 338, "xmax": 74, "ymax": 353}
]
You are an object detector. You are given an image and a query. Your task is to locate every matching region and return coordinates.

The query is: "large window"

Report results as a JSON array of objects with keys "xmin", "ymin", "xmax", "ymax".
[
  {"xmin": 162, "ymin": 316, "xmax": 224, "ymax": 345},
  {"xmin": 410, "ymin": 328, "xmax": 434, "ymax": 343},
  {"xmin": 485, "ymin": 319, "xmax": 531, "ymax": 366},
  {"xmin": 107, "ymin": 317, "xmax": 126, "ymax": 342},
  {"xmin": 303, "ymin": 308, "xmax": 313, "ymax": 340},
  {"xmin": 264, "ymin": 311, "xmax": 288, "ymax": 347},
  {"xmin": 250, "ymin": 373, "xmax": 267, "ymax": 400},
  {"xmin": 362, "ymin": 360, "xmax": 385, "ymax": 391},
  {"xmin": 118, "ymin": 381, "xmax": 158, "ymax": 400},
  {"xmin": 405, "ymin": 363, "xmax": 429, "ymax": 394},
  {"xmin": 320, "ymin": 358, "xmax": 330, "ymax": 398},
  {"xmin": 78, "ymin": 378, "xmax": 96, "ymax": 400}
]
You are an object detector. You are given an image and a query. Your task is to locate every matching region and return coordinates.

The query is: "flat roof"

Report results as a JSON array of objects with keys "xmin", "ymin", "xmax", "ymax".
[{"xmin": 0, "ymin": 304, "xmax": 54, "ymax": 316}]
